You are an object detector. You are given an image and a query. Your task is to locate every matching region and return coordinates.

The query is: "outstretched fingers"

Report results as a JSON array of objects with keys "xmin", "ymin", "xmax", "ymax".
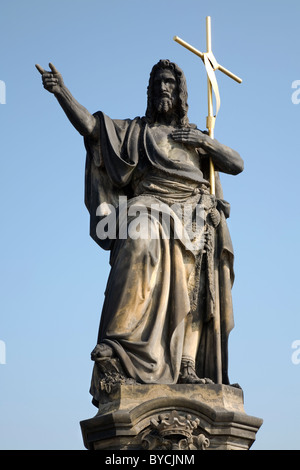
[
  {"xmin": 49, "ymin": 62, "xmax": 59, "ymax": 74},
  {"xmin": 35, "ymin": 64, "xmax": 45, "ymax": 75},
  {"xmin": 35, "ymin": 62, "xmax": 59, "ymax": 75}
]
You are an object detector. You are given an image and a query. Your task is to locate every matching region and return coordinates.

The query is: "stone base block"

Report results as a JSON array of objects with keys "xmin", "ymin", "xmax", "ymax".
[{"xmin": 80, "ymin": 384, "xmax": 262, "ymax": 450}]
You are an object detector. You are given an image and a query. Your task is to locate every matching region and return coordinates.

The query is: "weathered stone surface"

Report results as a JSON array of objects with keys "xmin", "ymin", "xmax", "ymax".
[{"xmin": 80, "ymin": 384, "xmax": 262, "ymax": 450}]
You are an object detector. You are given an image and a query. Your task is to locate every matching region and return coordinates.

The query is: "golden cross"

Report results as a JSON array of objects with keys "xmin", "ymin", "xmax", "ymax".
[{"xmin": 174, "ymin": 16, "xmax": 242, "ymax": 195}]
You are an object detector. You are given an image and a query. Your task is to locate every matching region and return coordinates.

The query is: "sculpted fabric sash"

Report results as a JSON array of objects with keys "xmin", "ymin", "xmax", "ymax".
[{"xmin": 203, "ymin": 52, "xmax": 220, "ymax": 128}]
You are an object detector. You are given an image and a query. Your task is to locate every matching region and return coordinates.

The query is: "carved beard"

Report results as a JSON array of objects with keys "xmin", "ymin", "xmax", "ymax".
[{"xmin": 156, "ymin": 96, "xmax": 173, "ymax": 114}]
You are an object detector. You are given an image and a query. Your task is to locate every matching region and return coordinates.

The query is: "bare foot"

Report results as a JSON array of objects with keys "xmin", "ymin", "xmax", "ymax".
[{"xmin": 178, "ymin": 358, "xmax": 214, "ymax": 384}]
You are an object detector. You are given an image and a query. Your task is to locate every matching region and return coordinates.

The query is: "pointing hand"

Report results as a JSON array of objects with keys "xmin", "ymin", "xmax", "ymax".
[{"xmin": 35, "ymin": 62, "xmax": 64, "ymax": 94}]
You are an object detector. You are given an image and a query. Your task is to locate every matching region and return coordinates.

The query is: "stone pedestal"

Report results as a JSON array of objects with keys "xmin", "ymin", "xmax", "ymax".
[{"xmin": 80, "ymin": 384, "xmax": 262, "ymax": 450}]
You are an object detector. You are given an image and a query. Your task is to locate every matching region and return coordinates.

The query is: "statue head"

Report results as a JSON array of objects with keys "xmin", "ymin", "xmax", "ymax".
[{"xmin": 146, "ymin": 59, "xmax": 190, "ymax": 127}]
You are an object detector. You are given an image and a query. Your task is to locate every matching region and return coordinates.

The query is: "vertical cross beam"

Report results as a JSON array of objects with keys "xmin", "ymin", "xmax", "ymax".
[{"xmin": 205, "ymin": 17, "xmax": 216, "ymax": 194}]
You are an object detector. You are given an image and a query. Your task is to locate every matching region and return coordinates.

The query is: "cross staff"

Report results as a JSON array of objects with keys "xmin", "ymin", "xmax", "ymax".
[{"xmin": 174, "ymin": 16, "xmax": 242, "ymax": 195}]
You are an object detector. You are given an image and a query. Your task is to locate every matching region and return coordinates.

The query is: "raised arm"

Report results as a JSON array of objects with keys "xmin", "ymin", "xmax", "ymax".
[{"xmin": 35, "ymin": 63, "xmax": 97, "ymax": 138}]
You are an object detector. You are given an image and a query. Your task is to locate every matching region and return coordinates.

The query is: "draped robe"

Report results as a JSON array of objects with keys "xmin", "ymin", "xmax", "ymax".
[{"xmin": 84, "ymin": 112, "xmax": 239, "ymax": 405}]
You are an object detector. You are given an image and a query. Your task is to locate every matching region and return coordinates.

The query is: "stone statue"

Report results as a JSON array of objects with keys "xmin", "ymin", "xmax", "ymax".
[{"xmin": 36, "ymin": 59, "xmax": 243, "ymax": 407}]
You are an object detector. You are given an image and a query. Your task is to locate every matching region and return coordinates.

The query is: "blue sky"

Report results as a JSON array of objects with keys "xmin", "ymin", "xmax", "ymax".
[{"xmin": 1, "ymin": 0, "xmax": 300, "ymax": 450}]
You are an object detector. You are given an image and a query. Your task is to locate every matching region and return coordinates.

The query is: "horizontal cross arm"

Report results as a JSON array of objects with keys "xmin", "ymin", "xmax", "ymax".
[
  {"xmin": 173, "ymin": 36, "xmax": 242, "ymax": 84},
  {"xmin": 173, "ymin": 36, "xmax": 204, "ymax": 60}
]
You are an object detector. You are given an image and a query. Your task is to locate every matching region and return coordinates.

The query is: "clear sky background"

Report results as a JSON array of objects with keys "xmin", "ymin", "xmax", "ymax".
[{"xmin": 1, "ymin": 0, "xmax": 300, "ymax": 450}]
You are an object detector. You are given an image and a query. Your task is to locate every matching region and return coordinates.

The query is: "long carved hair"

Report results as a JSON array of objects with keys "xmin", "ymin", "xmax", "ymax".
[{"xmin": 145, "ymin": 59, "xmax": 190, "ymax": 127}]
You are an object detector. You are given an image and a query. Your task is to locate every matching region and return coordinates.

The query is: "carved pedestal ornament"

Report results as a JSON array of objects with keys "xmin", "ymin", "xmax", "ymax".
[{"xmin": 142, "ymin": 410, "xmax": 210, "ymax": 450}]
